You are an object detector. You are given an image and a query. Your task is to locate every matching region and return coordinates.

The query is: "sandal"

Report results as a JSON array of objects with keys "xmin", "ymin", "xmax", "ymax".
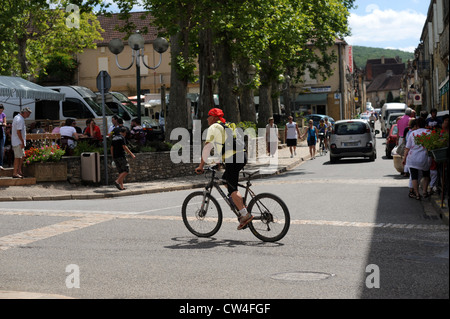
[
  {"xmin": 415, "ymin": 193, "xmax": 421, "ymax": 200},
  {"xmin": 423, "ymin": 192, "xmax": 431, "ymax": 198},
  {"xmin": 408, "ymin": 191, "xmax": 415, "ymax": 198}
]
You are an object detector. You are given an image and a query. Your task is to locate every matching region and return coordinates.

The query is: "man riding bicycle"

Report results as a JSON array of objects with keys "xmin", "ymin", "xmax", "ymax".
[
  {"xmin": 317, "ymin": 118, "xmax": 328, "ymax": 151},
  {"xmin": 195, "ymin": 108, "xmax": 253, "ymax": 230}
]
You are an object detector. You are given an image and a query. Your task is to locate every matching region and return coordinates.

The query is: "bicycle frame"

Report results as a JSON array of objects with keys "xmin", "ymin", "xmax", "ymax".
[{"xmin": 201, "ymin": 168, "xmax": 257, "ymax": 218}]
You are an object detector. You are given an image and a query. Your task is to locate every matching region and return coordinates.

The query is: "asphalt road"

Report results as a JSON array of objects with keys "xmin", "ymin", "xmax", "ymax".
[{"xmin": 0, "ymin": 128, "xmax": 448, "ymax": 305}]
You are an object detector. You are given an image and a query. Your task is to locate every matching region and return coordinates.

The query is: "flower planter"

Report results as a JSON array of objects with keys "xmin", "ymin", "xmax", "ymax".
[
  {"xmin": 431, "ymin": 147, "xmax": 448, "ymax": 163},
  {"xmin": 23, "ymin": 162, "xmax": 67, "ymax": 182}
]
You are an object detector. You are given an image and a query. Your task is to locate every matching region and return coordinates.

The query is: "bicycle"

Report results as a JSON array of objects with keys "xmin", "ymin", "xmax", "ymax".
[
  {"xmin": 318, "ymin": 132, "xmax": 326, "ymax": 156},
  {"xmin": 181, "ymin": 165, "xmax": 290, "ymax": 242}
]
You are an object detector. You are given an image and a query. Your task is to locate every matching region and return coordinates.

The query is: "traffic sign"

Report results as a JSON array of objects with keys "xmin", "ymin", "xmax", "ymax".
[{"xmin": 96, "ymin": 70, "xmax": 111, "ymax": 93}]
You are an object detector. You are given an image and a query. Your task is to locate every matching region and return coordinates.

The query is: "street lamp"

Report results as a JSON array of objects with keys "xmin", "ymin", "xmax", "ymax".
[
  {"xmin": 234, "ymin": 64, "xmax": 257, "ymax": 86},
  {"xmin": 108, "ymin": 31, "xmax": 169, "ymax": 122}
]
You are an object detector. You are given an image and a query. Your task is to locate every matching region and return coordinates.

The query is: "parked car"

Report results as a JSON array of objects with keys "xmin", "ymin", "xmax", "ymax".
[
  {"xmin": 329, "ymin": 119, "xmax": 379, "ymax": 163},
  {"xmin": 385, "ymin": 124, "xmax": 398, "ymax": 159},
  {"xmin": 304, "ymin": 114, "xmax": 335, "ymax": 127},
  {"xmin": 385, "ymin": 112, "xmax": 404, "ymax": 136}
]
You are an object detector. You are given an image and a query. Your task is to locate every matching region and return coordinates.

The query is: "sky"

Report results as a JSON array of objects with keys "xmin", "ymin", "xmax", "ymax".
[
  {"xmin": 345, "ymin": 0, "xmax": 430, "ymax": 52},
  {"xmin": 98, "ymin": 0, "xmax": 430, "ymax": 53}
]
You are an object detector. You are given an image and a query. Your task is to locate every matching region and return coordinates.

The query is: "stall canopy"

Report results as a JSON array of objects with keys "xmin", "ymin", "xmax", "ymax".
[{"xmin": 0, "ymin": 76, "xmax": 65, "ymax": 104}]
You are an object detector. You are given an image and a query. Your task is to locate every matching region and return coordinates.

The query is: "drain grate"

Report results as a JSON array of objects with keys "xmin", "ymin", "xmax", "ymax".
[{"xmin": 271, "ymin": 271, "xmax": 335, "ymax": 282}]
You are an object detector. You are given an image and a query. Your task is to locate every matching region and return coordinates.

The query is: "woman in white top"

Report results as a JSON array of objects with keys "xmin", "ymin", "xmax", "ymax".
[
  {"xmin": 266, "ymin": 117, "xmax": 279, "ymax": 157},
  {"xmin": 59, "ymin": 118, "xmax": 80, "ymax": 149},
  {"xmin": 402, "ymin": 117, "xmax": 431, "ymax": 200}
]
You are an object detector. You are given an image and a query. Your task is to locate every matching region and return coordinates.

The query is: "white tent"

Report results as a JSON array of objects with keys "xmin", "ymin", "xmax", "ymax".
[{"xmin": 0, "ymin": 76, "xmax": 65, "ymax": 107}]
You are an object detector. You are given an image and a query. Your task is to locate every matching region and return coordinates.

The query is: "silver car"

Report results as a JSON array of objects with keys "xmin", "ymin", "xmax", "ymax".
[{"xmin": 329, "ymin": 119, "xmax": 379, "ymax": 163}]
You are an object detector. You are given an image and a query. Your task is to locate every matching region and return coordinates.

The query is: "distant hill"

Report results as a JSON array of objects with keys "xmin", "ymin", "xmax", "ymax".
[{"xmin": 352, "ymin": 45, "xmax": 415, "ymax": 69}]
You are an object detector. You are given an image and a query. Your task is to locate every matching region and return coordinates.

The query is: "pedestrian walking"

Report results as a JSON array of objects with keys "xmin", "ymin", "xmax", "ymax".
[
  {"xmin": 284, "ymin": 116, "xmax": 300, "ymax": 158},
  {"xmin": 11, "ymin": 107, "xmax": 32, "ymax": 178},
  {"xmin": 301, "ymin": 119, "xmax": 318, "ymax": 159},
  {"xmin": 402, "ymin": 117, "xmax": 431, "ymax": 200},
  {"xmin": 0, "ymin": 104, "xmax": 6, "ymax": 170},
  {"xmin": 266, "ymin": 117, "xmax": 278, "ymax": 157},
  {"xmin": 111, "ymin": 127, "xmax": 136, "ymax": 191}
]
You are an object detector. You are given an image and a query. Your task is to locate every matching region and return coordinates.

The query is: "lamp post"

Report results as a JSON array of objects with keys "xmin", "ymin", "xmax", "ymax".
[{"xmin": 108, "ymin": 31, "xmax": 169, "ymax": 123}]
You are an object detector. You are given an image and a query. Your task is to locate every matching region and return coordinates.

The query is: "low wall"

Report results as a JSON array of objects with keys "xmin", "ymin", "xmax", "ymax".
[
  {"xmin": 62, "ymin": 150, "xmax": 198, "ymax": 184},
  {"xmin": 61, "ymin": 137, "xmax": 271, "ymax": 184}
]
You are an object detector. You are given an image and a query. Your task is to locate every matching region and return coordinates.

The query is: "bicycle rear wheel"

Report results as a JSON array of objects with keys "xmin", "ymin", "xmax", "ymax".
[
  {"xmin": 247, "ymin": 193, "xmax": 290, "ymax": 242},
  {"xmin": 181, "ymin": 191, "xmax": 223, "ymax": 237}
]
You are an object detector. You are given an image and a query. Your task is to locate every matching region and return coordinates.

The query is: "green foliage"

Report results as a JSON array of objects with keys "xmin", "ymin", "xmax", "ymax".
[
  {"xmin": 72, "ymin": 141, "xmax": 103, "ymax": 157},
  {"xmin": 0, "ymin": 0, "xmax": 103, "ymax": 77},
  {"xmin": 352, "ymin": 46, "xmax": 414, "ymax": 69}
]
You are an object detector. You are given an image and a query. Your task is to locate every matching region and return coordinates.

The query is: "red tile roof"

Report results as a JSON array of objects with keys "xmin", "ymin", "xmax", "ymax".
[{"xmin": 95, "ymin": 12, "xmax": 159, "ymax": 45}]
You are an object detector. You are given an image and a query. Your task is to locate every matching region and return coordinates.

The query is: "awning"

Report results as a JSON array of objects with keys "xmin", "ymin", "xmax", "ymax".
[
  {"xmin": 0, "ymin": 76, "xmax": 65, "ymax": 101},
  {"xmin": 295, "ymin": 93, "xmax": 328, "ymax": 105}
]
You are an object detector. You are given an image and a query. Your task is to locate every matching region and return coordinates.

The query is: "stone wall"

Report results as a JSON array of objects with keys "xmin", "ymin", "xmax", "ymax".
[
  {"xmin": 62, "ymin": 137, "xmax": 268, "ymax": 184},
  {"xmin": 62, "ymin": 150, "xmax": 198, "ymax": 184}
]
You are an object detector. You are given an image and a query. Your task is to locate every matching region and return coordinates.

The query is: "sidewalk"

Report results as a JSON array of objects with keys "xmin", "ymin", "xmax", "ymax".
[{"xmin": 0, "ymin": 141, "xmax": 312, "ymax": 202}]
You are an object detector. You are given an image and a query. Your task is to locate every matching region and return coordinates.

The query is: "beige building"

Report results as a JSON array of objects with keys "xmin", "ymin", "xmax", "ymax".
[
  {"xmin": 414, "ymin": 0, "xmax": 449, "ymax": 112},
  {"xmin": 76, "ymin": 13, "xmax": 180, "ymax": 96},
  {"xmin": 293, "ymin": 39, "xmax": 356, "ymax": 120}
]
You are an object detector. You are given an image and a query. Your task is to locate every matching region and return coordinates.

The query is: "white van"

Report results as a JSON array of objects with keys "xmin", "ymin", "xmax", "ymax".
[
  {"xmin": 381, "ymin": 103, "xmax": 407, "ymax": 137},
  {"xmin": 1, "ymin": 86, "xmax": 114, "ymax": 133}
]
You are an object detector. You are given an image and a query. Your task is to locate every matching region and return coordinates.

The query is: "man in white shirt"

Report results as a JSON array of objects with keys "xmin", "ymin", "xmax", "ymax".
[{"xmin": 12, "ymin": 107, "xmax": 32, "ymax": 178}]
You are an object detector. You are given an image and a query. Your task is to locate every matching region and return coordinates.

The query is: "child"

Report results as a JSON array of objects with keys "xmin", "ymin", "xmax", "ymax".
[{"xmin": 111, "ymin": 127, "xmax": 135, "ymax": 190}]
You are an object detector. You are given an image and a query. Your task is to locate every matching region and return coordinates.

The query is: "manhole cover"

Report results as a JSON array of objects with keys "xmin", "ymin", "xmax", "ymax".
[{"xmin": 271, "ymin": 271, "xmax": 335, "ymax": 282}]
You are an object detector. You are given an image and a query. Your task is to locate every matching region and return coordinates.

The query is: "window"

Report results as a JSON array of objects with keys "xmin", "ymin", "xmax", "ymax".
[
  {"xmin": 62, "ymin": 98, "xmax": 93, "ymax": 118},
  {"xmin": 335, "ymin": 122, "xmax": 367, "ymax": 135}
]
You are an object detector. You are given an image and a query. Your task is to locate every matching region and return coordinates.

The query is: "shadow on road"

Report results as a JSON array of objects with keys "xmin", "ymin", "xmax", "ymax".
[{"xmin": 165, "ymin": 236, "xmax": 283, "ymax": 250}]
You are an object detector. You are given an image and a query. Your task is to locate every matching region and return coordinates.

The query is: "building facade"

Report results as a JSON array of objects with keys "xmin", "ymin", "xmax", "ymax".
[{"xmin": 413, "ymin": 0, "xmax": 449, "ymax": 112}]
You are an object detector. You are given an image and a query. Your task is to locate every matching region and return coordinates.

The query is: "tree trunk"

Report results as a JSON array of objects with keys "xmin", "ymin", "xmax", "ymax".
[
  {"xmin": 258, "ymin": 58, "xmax": 273, "ymax": 126},
  {"xmin": 165, "ymin": 30, "xmax": 189, "ymax": 142},
  {"xmin": 16, "ymin": 35, "xmax": 28, "ymax": 76},
  {"xmin": 198, "ymin": 27, "xmax": 215, "ymax": 130},
  {"xmin": 238, "ymin": 60, "xmax": 256, "ymax": 122},
  {"xmin": 215, "ymin": 35, "xmax": 240, "ymax": 123}
]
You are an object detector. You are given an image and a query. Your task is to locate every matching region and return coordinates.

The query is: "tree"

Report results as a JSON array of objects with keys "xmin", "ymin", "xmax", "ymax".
[{"xmin": 0, "ymin": 0, "xmax": 103, "ymax": 79}]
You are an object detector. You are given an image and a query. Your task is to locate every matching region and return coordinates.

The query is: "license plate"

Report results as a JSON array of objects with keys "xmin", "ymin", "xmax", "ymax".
[{"xmin": 343, "ymin": 142, "xmax": 359, "ymax": 147}]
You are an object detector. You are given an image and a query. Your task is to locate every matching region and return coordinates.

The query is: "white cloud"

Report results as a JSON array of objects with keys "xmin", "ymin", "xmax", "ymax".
[{"xmin": 346, "ymin": 8, "xmax": 426, "ymax": 48}]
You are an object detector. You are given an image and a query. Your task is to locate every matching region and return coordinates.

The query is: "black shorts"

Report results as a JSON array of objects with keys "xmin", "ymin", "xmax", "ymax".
[
  {"xmin": 307, "ymin": 138, "xmax": 316, "ymax": 146},
  {"xmin": 409, "ymin": 167, "xmax": 430, "ymax": 180},
  {"xmin": 286, "ymin": 139, "xmax": 297, "ymax": 147},
  {"xmin": 222, "ymin": 153, "xmax": 247, "ymax": 195},
  {"xmin": 115, "ymin": 157, "xmax": 129, "ymax": 174}
]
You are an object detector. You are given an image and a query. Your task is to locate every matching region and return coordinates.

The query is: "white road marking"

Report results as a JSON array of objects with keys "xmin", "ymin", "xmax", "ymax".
[{"xmin": 0, "ymin": 209, "xmax": 447, "ymax": 251}]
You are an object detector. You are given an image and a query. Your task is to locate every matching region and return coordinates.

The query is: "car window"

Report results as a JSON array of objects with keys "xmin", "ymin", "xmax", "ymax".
[
  {"xmin": 335, "ymin": 122, "xmax": 367, "ymax": 135},
  {"xmin": 392, "ymin": 125, "xmax": 398, "ymax": 135}
]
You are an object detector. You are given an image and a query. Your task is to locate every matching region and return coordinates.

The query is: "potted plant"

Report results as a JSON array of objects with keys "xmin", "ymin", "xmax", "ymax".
[
  {"xmin": 23, "ymin": 144, "xmax": 67, "ymax": 181},
  {"xmin": 414, "ymin": 129, "xmax": 449, "ymax": 163}
]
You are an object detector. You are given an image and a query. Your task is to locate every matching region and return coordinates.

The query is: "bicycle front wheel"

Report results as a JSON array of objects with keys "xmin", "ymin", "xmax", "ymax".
[
  {"xmin": 181, "ymin": 191, "xmax": 223, "ymax": 238},
  {"xmin": 247, "ymin": 193, "xmax": 290, "ymax": 242}
]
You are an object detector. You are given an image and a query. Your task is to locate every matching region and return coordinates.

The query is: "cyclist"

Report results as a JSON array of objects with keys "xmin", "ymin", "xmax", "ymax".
[
  {"xmin": 324, "ymin": 117, "xmax": 332, "ymax": 149},
  {"xmin": 195, "ymin": 108, "xmax": 253, "ymax": 230},
  {"xmin": 317, "ymin": 118, "xmax": 328, "ymax": 152}
]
